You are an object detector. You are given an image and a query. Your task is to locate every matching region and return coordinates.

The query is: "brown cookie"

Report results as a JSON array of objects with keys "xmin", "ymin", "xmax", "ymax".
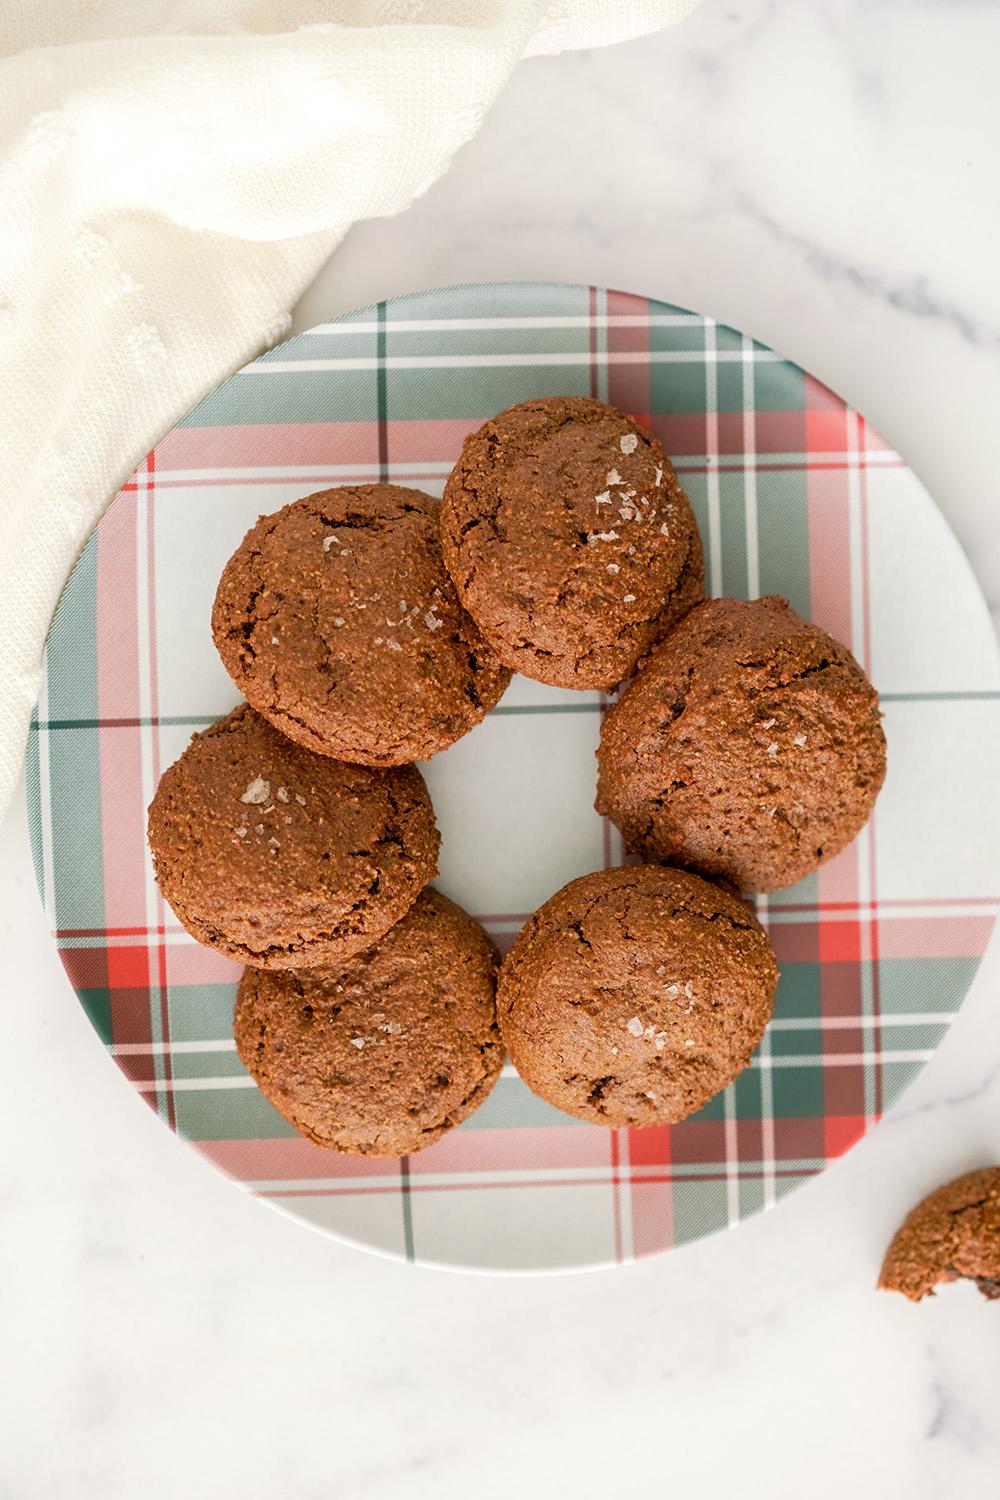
[
  {"xmin": 440, "ymin": 396, "xmax": 704, "ymax": 690},
  {"xmin": 497, "ymin": 865, "xmax": 778, "ymax": 1127},
  {"xmin": 212, "ymin": 484, "xmax": 511, "ymax": 766},
  {"xmin": 234, "ymin": 889, "xmax": 504, "ymax": 1155},
  {"xmin": 596, "ymin": 595, "xmax": 886, "ymax": 892},
  {"xmin": 148, "ymin": 703, "xmax": 439, "ymax": 969},
  {"xmin": 879, "ymin": 1167, "xmax": 1000, "ymax": 1302}
]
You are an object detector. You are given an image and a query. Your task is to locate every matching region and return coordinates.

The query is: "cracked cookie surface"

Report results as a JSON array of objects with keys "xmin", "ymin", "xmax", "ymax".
[
  {"xmin": 440, "ymin": 397, "xmax": 703, "ymax": 690},
  {"xmin": 879, "ymin": 1167, "xmax": 1000, "ymax": 1302},
  {"xmin": 497, "ymin": 865, "xmax": 778, "ymax": 1127},
  {"xmin": 235, "ymin": 889, "xmax": 504, "ymax": 1155},
  {"xmin": 212, "ymin": 484, "xmax": 511, "ymax": 766},
  {"xmin": 596, "ymin": 594, "xmax": 886, "ymax": 892},
  {"xmin": 147, "ymin": 703, "xmax": 439, "ymax": 968}
]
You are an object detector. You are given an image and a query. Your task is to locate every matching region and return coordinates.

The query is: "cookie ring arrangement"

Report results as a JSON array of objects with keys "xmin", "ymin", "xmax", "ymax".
[{"xmin": 149, "ymin": 394, "xmax": 887, "ymax": 1156}]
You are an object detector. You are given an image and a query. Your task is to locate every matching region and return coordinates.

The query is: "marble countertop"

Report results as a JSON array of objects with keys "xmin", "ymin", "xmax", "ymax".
[{"xmin": 2, "ymin": 1, "xmax": 999, "ymax": 1494}]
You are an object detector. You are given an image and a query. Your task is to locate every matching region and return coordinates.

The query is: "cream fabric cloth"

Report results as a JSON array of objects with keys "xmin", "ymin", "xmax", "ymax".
[{"xmin": 0, "ymin": 1, "xmax": 700, "ymax": 818}]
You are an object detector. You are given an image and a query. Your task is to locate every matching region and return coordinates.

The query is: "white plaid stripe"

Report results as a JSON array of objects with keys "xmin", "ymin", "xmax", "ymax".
[{"xmin": 244, "ymin": 350, "xmax": 787, "ymax": 373}]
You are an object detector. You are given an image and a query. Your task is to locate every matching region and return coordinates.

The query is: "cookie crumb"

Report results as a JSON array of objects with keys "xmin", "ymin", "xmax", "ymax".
[{"xmin": 879, "ymin": 1166, "xmax": 1000, "ymax": 1302}]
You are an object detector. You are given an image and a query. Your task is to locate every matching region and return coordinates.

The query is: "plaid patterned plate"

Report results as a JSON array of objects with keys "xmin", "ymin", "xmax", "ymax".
[{"xmin": 27, "ymin": 283, "xmax": 1000, "ymax": 1272}]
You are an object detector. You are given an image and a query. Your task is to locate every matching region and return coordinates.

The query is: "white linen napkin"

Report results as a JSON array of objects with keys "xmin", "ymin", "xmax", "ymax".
[{"xmin": 0, "ymin": 0, "xmax": 702, "ymax": 819}]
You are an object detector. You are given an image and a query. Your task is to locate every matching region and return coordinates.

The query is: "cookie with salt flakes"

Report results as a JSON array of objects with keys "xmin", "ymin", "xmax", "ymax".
[
  {"xmin": 235, "ymin": 889, "xmax": 504, "ymax": 1156},
  {"xmin": 212, "ymin": 484, "xmax": 511, "ymax": 766},
  {"xmin": 596, "ymin": 594, "xmax": 886, "ymax": 892},
  {"xmin": 147, "ymin": 703, "xmax": 439, "ymax": 969},
  {"xmin": 440, "ymin": 396, "xmax": 703, "ymax": 690},
  {"xmin": 498, "ymin": 865, "xmax": 777, "ymax": 1128}
]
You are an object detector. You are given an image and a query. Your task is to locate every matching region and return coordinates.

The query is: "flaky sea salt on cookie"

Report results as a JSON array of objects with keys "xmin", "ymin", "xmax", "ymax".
[
  {"xmin": 440, "ymin": 397, "xmax": 703, "ymax": 690},
  {"xmin": 597, "ymin": 595, "xmax": 886, "ymax": 892},
  {"xmin": 212, "ymin": 484, "xmax": 511, "ymax": 766},
  {"xmin": 235, "ymin": 889, "xmax": 504, "ymax": 1155},
  {"xmin": 498, "ymin": 865, "xmax": 777, "ymax": 1127},
  {"xmin": 148, "ymin": 703, "xmax": 439, "ymax": 968}
]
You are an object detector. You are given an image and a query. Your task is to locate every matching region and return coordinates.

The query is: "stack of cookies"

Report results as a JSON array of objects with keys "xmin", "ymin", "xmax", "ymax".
[{"xmin": 148, "ymin": 395, "xmax": 886, "ymax": 1155}]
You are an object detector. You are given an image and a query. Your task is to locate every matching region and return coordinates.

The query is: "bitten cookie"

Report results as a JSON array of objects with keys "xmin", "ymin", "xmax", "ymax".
[
  {"xmin": 440, "ymin": 396, "xmax": 703, "ymax": 690},
  {"xmin": 212, "ymin": 484, "xmax": 511, "ymax": 766},
  {"xmin": 234, "ymin": 889, "xmax": 504, "ymax": 1155},
  {"xmin": 879, "ymin": 1167, "xmax": 1000, "ymax": 1302},
  {"xmin": 148, "ymin": 703, "xmax": 439, "ymax": 969},
  {"xmin": 596, "ymin": 595, "xmax": 886, "ymax": 892},
  {"xmin": 497, "ymin": 865, "xmax": 778, "ymax": 1128}
]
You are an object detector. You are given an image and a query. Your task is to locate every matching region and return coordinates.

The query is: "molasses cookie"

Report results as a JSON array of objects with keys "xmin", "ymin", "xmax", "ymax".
[
  {"xmin": 234, "ymin": 889, "xmax": 504, "ymax": 1155},
  {"xmin": 148, "ymin": 703, "xmax": 439, "ymax": 968},
  {"xmin": 596, "ymin": 595, "xmax": 886, "ymax": 892},
  {"xmin": 440, "ymin": 396, "xmax": 703, "ymax": 690},
  {"xmin": 879, "ymin": 1167, "xmax": 1000, "ymax": 1301},
  {"xmin": 497, "ymin": 865, "xmax": 778, "ymax": 1127},
  {"xmin": 212, "ymin": 484, "xmax": 511, "ymax": 766}
]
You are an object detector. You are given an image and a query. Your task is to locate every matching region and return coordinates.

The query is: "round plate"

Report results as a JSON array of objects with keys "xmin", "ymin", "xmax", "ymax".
[{"xmin": 28, "ymin": 282, "xmax": 1000, "ymax": 1273}]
